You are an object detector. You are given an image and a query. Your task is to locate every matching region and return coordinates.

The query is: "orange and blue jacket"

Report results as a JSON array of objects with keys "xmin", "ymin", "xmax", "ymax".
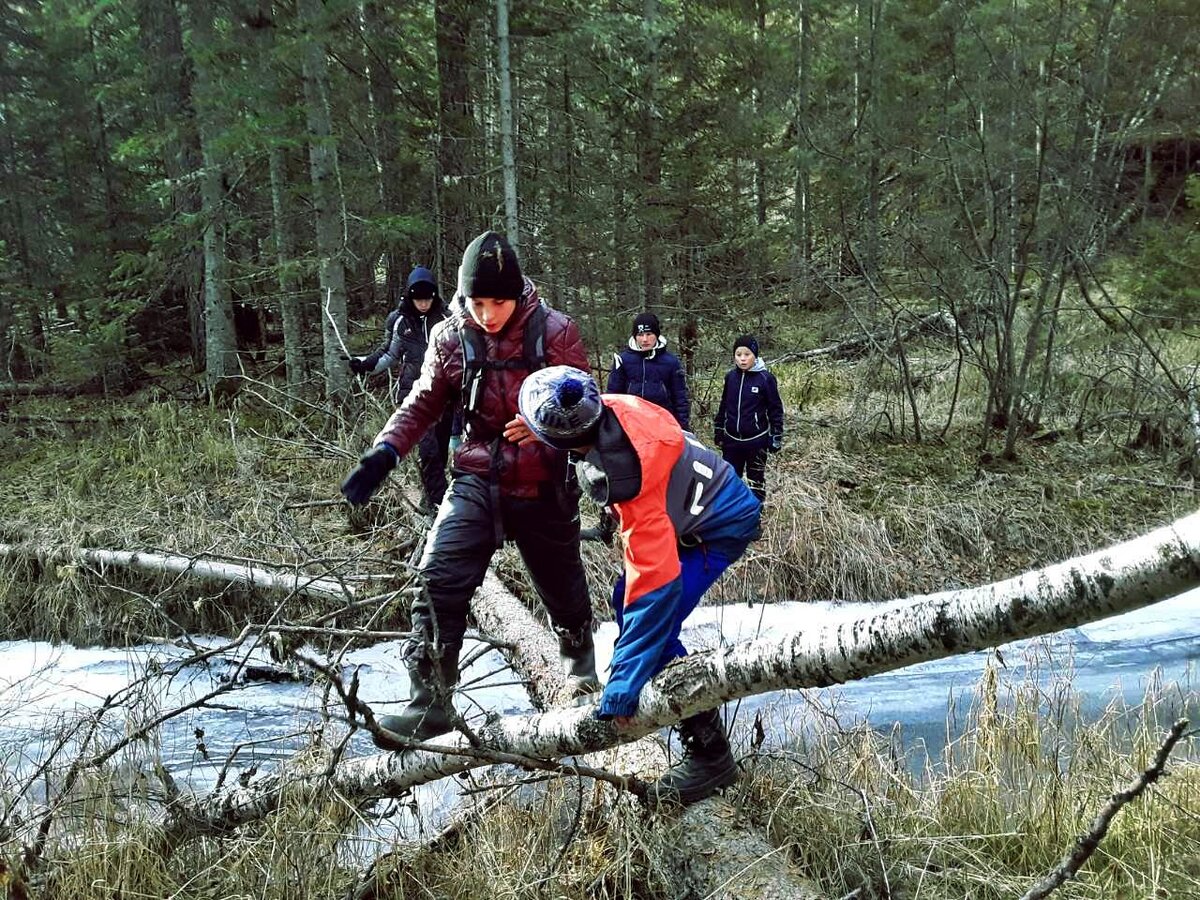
[{"xmin": 576, "ymin": 395, "xmax": 760, "ymax": 718}]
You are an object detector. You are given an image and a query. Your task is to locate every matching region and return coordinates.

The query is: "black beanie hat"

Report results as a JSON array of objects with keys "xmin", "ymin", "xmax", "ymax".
[
  {"xmin": 458, "ymin": 231, "xmax": 523, "ymax": 300},
  {"xmin": 632, "ymin": 312, "xmax": 660, "ymax": 337},
  {"xmin": 733, "ymin": 334, "xmax": 759, "ymax": 357}
]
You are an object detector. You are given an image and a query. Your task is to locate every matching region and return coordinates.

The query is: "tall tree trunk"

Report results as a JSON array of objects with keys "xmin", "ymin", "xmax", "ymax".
[
  {"xmin": 860, "ymin": 0, "xmax": 881, "ymax": 285},
  {"xmin": 0, "ymin": 297, "xmax": 12, "ymax": 380},
  {"xmin": 637, "ymin": 0, "xmax": 664, "ymax": 311},
  {"xmin": 362, "ymin": 0, "xmax": 404, "ymax": 304},
  {"xmin": 435, "ymin": 0, "xmax": 475, "ymax": 281},
  {"xmin": 0, "ymin": 65, "xmax": 52, "ymax": 378},
  {"xmin": 496, "ymin": 0, "xmax": 519, "ymax": 251},
  {"xmin": 267, "ymin": 146, "xmax": 308, "ymax": 394},
  {"xmin": 0, "ymin": 80, "xmax": 38, "ymax": 376},
  {"xmin": 86, "ymin": 24, "xmax": 120, "ymax": 245},
  {"xmin": 182, "ymin": 1, "xmax": 237, "ymax": 396},
  {"xmin": 299, "ymin": 0, "xmax": 350, "ymax": 402},
  {"xmin": 140, "ymin": 0, "xmax": 205, "ymax": 370},
  {"xmin": 753, "ymin": 0, "xmax": 767, "ymax": 229},
  {"xmin": 250, "ymin": 0, "xmax": 307, "ymax": 393},
  {"xmin": 792, "ymin": 0, "xmax": 813, "ymax": 306}
]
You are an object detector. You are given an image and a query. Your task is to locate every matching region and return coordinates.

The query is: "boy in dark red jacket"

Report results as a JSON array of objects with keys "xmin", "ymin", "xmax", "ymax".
[
  {"xmin": 520, "ymin": 365, "xmax": 762, "ymax": 807},
  {"xmin": 347, "ymin": 266, "xmax": 453, "ymax": 509},
  {"xmin": 341, "ymin": 232, "xmax": 598, "ymax": 749}
]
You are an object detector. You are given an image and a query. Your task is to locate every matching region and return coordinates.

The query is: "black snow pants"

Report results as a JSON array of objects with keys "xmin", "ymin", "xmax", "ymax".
[
  {"xmin": 406, "ymin": 473, "xmax": 592, "ymax": 653},
  {"xmin": 721, "ymin": 443, "xmax": 768, "ymax": 503}
]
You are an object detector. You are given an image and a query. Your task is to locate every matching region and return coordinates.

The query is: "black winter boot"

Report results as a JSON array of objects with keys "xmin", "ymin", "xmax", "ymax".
[
  {"xmin": 645, "ymin": 708, "xmax": 738, "ymax": 808},
  {"xmin": 374, "ymin": 646, "xmax": 460, "ymax": 749},
  {"xmin": 556, "ymin": 622, "xmax": 601, "ymax": 705},
  {"xmin": 579, "ymin": 511, "xmax": 616, "ymax": 546}
]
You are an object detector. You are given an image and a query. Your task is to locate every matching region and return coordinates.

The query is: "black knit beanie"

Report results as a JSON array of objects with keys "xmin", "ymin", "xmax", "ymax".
[
  {"xmin": 733, "ymin": 334, "xmax": 759, "ymax": 357},
  {"xmin": 458, "ymin": 231, "xmax": 523, "ymax": 300},
  {"xmin": 632, "ymin": 312, "xmax": 660, "ymax": 337}
]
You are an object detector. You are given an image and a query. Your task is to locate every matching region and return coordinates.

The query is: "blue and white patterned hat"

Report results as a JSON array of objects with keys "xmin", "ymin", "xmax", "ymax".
[{"xmin": 519, "ymin": 366, "xmax": 603, "ymax": 449}]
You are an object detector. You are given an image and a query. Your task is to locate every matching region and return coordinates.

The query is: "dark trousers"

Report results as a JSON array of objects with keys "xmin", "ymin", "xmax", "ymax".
[
  {"xmin": 722, "ymin": 444, "xmax": 768, "ymax": 502},
  {"xmin": 408, "ymin": 473, "xmax": 592, "ymax": 651},
  {"xmin": 415, "ymin": 411, "xmax": 454, "ymax": 509}
]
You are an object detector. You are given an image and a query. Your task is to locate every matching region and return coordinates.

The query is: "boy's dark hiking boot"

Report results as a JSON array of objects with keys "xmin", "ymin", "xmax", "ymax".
[
  {"xmin": 645, "ymin": 708, "xmax": 739, "ymax": 808},
  {"xmin": 579, "ymin": 512, "xmax": 616, "ymax": 546},
  {"xmin": 556, "ymin": 622, "xmax": 601, "ymax": 705},
  {"xmin": 374, "ymin": 647, "xmax": 460, "ymax": 750}
]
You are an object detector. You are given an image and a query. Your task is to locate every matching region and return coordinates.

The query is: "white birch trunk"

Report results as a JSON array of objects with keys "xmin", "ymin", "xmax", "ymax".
[
  {"xmin": 161, "ymin": 511, "xmax": 1200, "ymax": 842},
  {"xmin": 0, "ymin": 543, "xmax": 353, "ymax": 603},
  {"xmin": 496, "ymin": 0, "xmax": 519, "ymax": 251}
]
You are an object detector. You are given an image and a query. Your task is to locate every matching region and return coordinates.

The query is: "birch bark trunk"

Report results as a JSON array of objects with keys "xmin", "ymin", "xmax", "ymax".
[
  {"xmin": 160, "ymin": 511, "xmax": 1200, "ymax": 843},
  {"xmin": 0, "ymin": 542, "xmax": 355, "ymax": 603}
]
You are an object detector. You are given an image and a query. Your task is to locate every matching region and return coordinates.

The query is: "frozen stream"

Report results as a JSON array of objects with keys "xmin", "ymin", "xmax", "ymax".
[{"xmin": 2, "ymin": 588, "xmax": 1197, "ymax": 836}]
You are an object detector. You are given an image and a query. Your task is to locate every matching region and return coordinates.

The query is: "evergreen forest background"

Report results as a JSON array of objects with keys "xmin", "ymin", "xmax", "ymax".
[
  {"xmin": 1, "ymin": 0, "xmax": 1197, "ymax": 455},
  {"xmin": 3, "ymin": 3, "xmax": 1200, "ymax": 897}
]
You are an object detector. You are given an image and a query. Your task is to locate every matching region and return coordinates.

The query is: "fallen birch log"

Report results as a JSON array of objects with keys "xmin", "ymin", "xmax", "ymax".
[
  {"xmin": 161, "ymin": 509, "xmax": 1200, "ymax": 845},
  {"xmin": 0, "ymin": 542, "xmax": 354, "ymax": 603},
  {"xmin": 465, "ymin": 570, "xmax": 820, "ymax": 898},
  {"xmin": 772, "ymin": 309, "xmax": 955, "ymax": 364}
]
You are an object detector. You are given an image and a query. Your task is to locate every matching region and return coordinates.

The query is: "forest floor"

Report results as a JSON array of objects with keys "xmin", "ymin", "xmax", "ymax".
[{"xmin": 1, "ymin": 329, "xmax": 1195, "ymax": 640}]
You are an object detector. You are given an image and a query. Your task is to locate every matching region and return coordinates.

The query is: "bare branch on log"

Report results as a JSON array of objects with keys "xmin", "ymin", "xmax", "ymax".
[{"xmin": 1019, "ymin": 718, "xmax": 1190, "ymax": 900}]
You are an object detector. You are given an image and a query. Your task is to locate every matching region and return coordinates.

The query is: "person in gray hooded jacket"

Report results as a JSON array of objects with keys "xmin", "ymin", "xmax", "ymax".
[{"xmin": 348, "ymin": 266, "xmax": 454, "ymax": 509}]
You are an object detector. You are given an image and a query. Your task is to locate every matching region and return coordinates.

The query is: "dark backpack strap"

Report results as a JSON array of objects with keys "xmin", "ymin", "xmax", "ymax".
[
  {"xmin": 522, "ymin": 301, "xmax": 548, "ymax": 372},
  {"xmin": 459, "ymin": 325, "xmax": 486, "ymax": 431},
  {"xmin": 458, "ymin": 302, "xmax": 550, "ymax": 438}
]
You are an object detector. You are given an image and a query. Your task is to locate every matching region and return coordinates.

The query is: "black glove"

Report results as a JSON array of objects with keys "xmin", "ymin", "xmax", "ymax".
[
  {"xmin": 713, "ymin": 428, "xmax": 725, "ymax": 447},
  {"xmin": 341, "ymin": 445, "xmax": 398, "ymax": 505},
  {"xmin": 346, "ymin": 356, "xmax": 372, "ymax": 376},
  {"xmin": 768, "ymin": 435, "xmax": 783, "ymax": 454}
]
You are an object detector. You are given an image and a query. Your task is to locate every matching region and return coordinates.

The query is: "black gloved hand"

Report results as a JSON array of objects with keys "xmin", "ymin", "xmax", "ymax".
[
  {"xmin": 768, "ymin": 435, "xmax": 783, "ymax": 454},
  {"xmin": 346, "ymin": 355, "xmax": 371, "ymax": 376},
  {"xmin": 713, "ymin": 428, "xmax": 725, "ymax": 447},
  {"xmin": 341, "ymin": 445, "xmax": 398, "ymax": 505}
]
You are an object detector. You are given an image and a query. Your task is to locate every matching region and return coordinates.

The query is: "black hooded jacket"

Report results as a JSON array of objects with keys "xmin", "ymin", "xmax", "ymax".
[{"xmin": 360, "ymin": 293, "xmax": 450, "ymax": 402}]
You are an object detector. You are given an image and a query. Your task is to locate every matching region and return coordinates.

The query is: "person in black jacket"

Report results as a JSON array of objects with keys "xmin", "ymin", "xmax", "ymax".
[
  {"xmin": 713, "ymin": 334, "xmax": 784, "ymax": 504},
  {"xmin": 606, "ymin": 313, "xmax": 690, "ymax": 429},
  {"xmin": 585, "ymin": 312, "xmax": 692, "ymax": 544},
  {"xmin": 348, "ymin": 266, "xmax": 454, "ymax": 509}
]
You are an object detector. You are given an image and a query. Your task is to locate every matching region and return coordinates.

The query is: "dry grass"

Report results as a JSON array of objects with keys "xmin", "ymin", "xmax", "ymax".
[
  {"xmin": 11, "ymin": 653, "xmax": 1196, "ymax": 900},
  {"xmin": 0, "ymin": 373, "xmax": 429, "ymax": 642},
  {"xmin": 737, "ymin": 649, "xmax": 1200, "ymax": 898}
]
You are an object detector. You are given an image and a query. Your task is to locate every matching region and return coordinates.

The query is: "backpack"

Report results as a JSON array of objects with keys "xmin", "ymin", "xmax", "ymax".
[{"xmin": 458, "ymin": 300, "xmax": 549, "ymax": 436}]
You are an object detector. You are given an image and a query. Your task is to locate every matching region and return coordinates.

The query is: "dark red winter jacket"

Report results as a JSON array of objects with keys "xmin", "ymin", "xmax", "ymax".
[{"xmin": 373, "ymin": 278, "xmax": 588, "ymax": 498}]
